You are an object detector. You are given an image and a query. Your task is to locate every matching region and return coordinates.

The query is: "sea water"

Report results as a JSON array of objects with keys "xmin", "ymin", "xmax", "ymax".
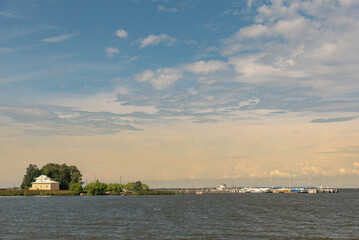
[{"xmin": 0, "ymin": 190, "xmax": 358, "ymax": 239}]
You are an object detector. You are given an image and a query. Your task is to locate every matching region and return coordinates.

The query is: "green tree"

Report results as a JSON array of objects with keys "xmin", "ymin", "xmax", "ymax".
[
  {"xmin": 124, "ymin": 181, "xmax": 149, "ymax": 192},
  {"xmin": 85, "ymin": 180, "xmax": 107, "ymax": 195},
  {"xmin": 107, "ymin": 183, "xmax": 123, "ymax": 195},
  {"xmin": 134, "ymin": 181, "xmax": 143, "ymax": 191},
  {"xmin": 124, "ymin": 182, "xmax": 135, "ymax": 191},
  {"xmin": 142, "ymin": 183, "xmax": 149, "ymax": 191},
  {"xmin": 21, "ymin": 164, "xmax": 41, "ymax": 189},
  {"xmin": 41, "ymin": 163, "xmax": 82, "ymax": 190},
  {"xmin": 69, "ymin": 182, "xmax": 83, "ymax": 195}
]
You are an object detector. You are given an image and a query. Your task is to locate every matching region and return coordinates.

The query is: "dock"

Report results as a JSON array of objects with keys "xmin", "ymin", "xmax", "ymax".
[{"xmin": 150, "ymin": 186, "xmax": 339, "ymax": 194}]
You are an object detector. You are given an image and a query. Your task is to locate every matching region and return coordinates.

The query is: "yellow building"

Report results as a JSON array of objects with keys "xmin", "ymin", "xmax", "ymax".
[{"xmin": 29, "ymin": 175, "xmax": 60, "ymax": 190}]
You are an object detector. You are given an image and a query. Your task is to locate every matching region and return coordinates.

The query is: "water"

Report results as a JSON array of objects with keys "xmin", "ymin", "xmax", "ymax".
[{"xmin": 1, "ymin": 191, "xmax": 358, "ymax": 239}]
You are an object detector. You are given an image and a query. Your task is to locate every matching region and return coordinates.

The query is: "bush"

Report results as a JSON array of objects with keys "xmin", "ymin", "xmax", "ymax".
[
  {"xmin": 69, "ymin": 182, "xmax": 83, "ymax": 195},
  {"xmin": 107, "ymin": 183, "xmax": 123, "ymax": 195},
  {"xmin": 85, "ymin": 180, "xmax": 107, "ymax": 195}
]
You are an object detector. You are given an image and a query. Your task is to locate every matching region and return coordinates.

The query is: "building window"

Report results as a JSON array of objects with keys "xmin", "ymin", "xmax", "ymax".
[
  {"xmin": 40, "ymin": 185, "xmax": 42, "ymax": 189},
  {"xmin": 46, "ymin": 185, "xmax": 48, "ymax": 189}
]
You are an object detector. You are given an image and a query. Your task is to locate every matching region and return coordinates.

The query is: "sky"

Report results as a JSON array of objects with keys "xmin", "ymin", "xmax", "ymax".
[{"xmin": 1, "ymin": 0, "xmax": 359, "ymax": 188}]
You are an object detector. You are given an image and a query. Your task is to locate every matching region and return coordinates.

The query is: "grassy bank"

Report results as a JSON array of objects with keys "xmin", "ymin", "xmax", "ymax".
[{"xmin": 0, "ymin": 190, "xmax": 77, "ymax": 196}]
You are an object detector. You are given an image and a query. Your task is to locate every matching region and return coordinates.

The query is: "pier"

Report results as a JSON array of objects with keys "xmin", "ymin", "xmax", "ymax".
[{"xmin": 150, "ymin": 186, "xmax": 339, "ymax": 194}]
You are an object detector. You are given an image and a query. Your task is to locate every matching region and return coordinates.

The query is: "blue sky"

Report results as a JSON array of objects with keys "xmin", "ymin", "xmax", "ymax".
[{"xmin": 1, "ymin": 0, "xmax": 359, "ymax": 187}]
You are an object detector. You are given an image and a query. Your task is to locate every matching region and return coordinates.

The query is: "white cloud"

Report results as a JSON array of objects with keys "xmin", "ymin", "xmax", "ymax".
[
  {"xmin": 105, "ymin": 47, "xmax": 119, "ymax": 58},
  {"xmin": 273, "ymin": 18, "xmax": 308, "ymax": 39},
  {"xmin": 158, "ymin": 5, "xmax": 179, "ymax": 12},
  {"xmin": 236, "ymin": 24, "xmax": 269, "ymax": 39},
  {"xmin": 220, "ymin": 0, "xmax": 359, "ymax": 97},
  {"xmin": 133, "ymin": 60, "xmax": 228, "ymax": 90},
  {"xmin": 339, "ymin": 0, "xmax": 359, "ymax": 7},
  {"xmin": 115, "ymin": 29, "xmax": 128, "ymax": 38},
  {"xmin": 135, "ymin": 70, "xmax": 154, "ymax": 82},
  {"xmin": 301, "ymin": 165, "xmax": 336, "ymax": 176},
  {"xmin": 134, "ymin": 68, "xmax": 182, "ymax": 90},
  {"xmin": 226, "ymin": 17, "xmax": 309, "ymax": 48},
  {"xmin": 270, "ymin": 169, "xmax": 292, "ymax": 178},
  {"xmin": 183, "ymin": 60, "xmax": 228, "ymax": 74},
  {"xmin": 229, "ymin": 54, "xmax": 307, "ymax": 84},
  {"xmin": 139, "ymin": 34, "xmax": 176, "ymax": 49},
  {"xmin": 42, "ymin": 34, "xmax": 75, "ymax": 43}
]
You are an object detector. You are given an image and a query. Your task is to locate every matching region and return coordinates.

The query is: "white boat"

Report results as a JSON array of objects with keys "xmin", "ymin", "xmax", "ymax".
[{"xmin": 244, "ymin": 187, "xmax": 271, "ymax": 193}]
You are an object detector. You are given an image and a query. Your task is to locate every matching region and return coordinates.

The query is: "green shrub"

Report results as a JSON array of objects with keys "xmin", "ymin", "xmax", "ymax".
[
  {"xmin": 107, "ymin": 183, "xmax": 123, "ymax": 195},
  {"xmin": 69, "ymin": 182, "xmax": 83, "ymax": 195},
  {"xmin": 85, "ymin": 180, "xmax": 107, "ymax": 195}
]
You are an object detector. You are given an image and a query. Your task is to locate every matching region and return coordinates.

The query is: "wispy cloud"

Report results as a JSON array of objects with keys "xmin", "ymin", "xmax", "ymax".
[
  {"xmin": 157, "ymin": 5, "xmax": 179, "ymax": 12},
  {"xmin": 139, "ymin": 34, "xmax": 176, "ymax": 49},
  {"xmin": 0, "ymin": 47, "xmax": 28, "ymax": 54},
  {"xmin": 0, "ymin": 105, "xmax": 140, "ymax": 136},
  {"xmin": 42, "ymin": 33, "xmax": 75, "ymax": 43},
  {"xmin": 311, "ymin": 117, "xmax": 355, "ymax": 123},
  {"xmin": 0, "ymin": 11, "xmax": 33, "ymax": 21},
  {"xmin": 105, "ymin": 47, "xmax": 119, "ymax": 58}
]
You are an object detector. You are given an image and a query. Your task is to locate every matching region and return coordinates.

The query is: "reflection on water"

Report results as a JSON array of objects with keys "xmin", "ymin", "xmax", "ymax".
[{"xmin": 1, "ymin": 191, "xmax": 358, "ymax": 239}]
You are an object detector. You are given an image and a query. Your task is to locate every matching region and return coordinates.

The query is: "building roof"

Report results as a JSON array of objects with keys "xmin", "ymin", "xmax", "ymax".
[{"xmin": 33, "ymin": 175, "xmax": 59, "ymax": 184}]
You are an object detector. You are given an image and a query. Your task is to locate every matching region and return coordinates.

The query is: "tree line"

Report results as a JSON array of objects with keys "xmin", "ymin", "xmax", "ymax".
[
  {"xmin": 21, "ymin": 163, "xmax": 150, "ymax": 195},
  {"xmin": 85, "ymin": 180, "xmax": 149, "ymax": 195}
]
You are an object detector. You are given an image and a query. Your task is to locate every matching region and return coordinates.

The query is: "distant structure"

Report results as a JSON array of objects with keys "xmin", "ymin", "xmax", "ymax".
[
  {"xmin": 217, "ymin": 184, "xmax": 227, "ymax": 191},
  {"xmin": 29, "ymin": 175, "xmax": 59, "ymax": 191}
]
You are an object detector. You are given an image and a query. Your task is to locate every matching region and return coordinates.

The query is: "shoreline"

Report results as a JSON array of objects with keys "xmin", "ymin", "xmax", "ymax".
[{"xmin": 1, "ymin": 188, "xmax": 356, "ymax": 196}]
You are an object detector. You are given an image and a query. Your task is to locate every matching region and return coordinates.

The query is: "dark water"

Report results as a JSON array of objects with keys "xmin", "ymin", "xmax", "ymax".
[{"xmin": 1, "ymin": 191, "xmax": 359, "ymax": 240}]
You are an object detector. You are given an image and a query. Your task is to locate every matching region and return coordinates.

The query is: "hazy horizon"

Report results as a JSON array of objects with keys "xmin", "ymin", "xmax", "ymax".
[{"xmin": 1, "ymin": 0, "xmax": 359, "ymax": 188}]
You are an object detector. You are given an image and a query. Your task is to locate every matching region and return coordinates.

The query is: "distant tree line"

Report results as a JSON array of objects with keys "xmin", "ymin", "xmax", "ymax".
[
  {"xmin": 21, "ymin": 163, "xmax": 150, "ymax": 195},
  {"xmin": 21, "ymin": 163, "xmax": 82, "ymax": 190},
  {"xmin": 85, "ymin": 180, "xmax": 149, "ymax": 195}
]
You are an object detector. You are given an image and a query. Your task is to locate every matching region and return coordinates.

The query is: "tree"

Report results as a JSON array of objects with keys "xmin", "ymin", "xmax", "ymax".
[
  {"xmin": 124, "ymin": 181, "xmax": 148, "ymax": 192},
  {"xmin": 85, "ymin": 180, "xmax": 107, "ymax": 195},
  {"xmin": 107, "ymin": 183, "xmax": 123, "ymax": 195},
  {"xmin": 69, "ymin": 182, "xmax": 83, "ymax": 195},
  {"xmin": 41, "ymin": 163, "xmax": 82, "ymax": 190},
  {"xmin": 21, "ymin": 164, "xmax": 41, "ymax": 189},
  {"xmin": 134, "ymin": 181, "xmax": 143, "ymax": 191},
  {"xmin": 142, "ymin": 183, "xmax": 149, "ymax": 191},
  {"xmin": 124, "ymin": 182, "xmax": 135, "ymax": 191}
]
